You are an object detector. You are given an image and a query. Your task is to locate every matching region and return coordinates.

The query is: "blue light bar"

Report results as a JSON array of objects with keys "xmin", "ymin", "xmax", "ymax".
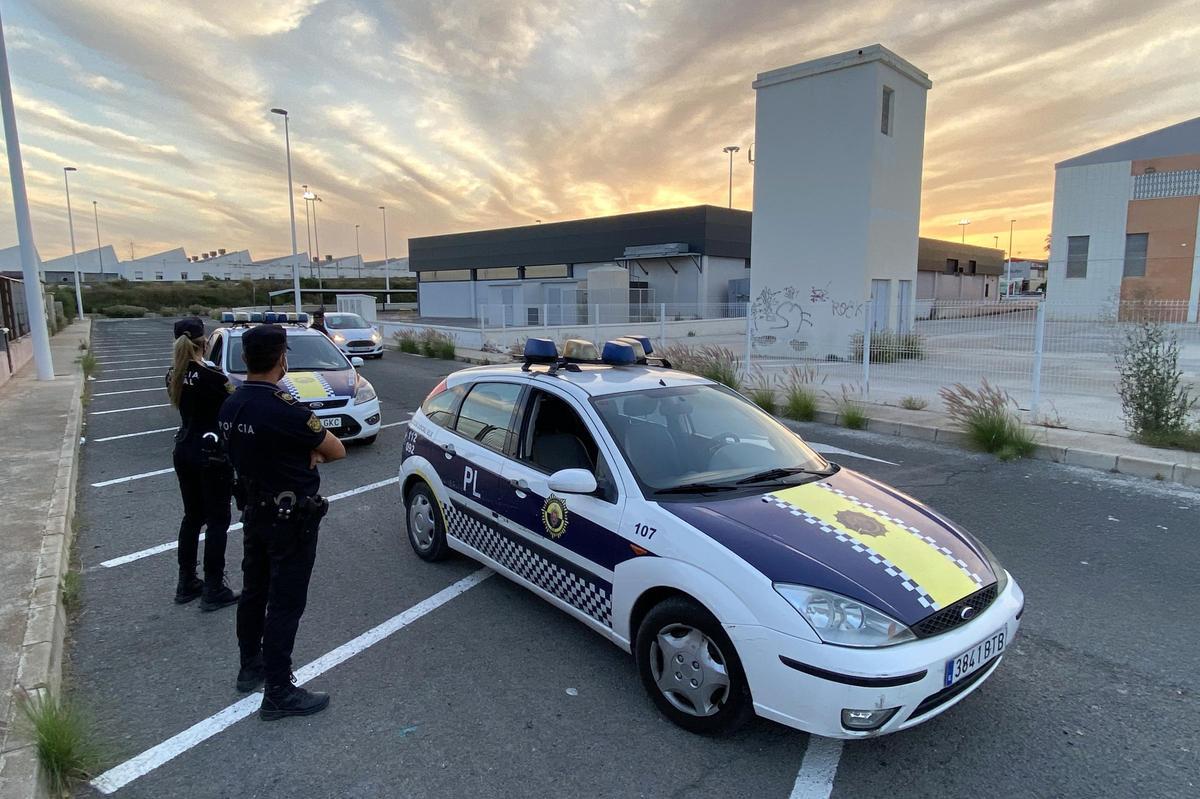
[
  {"xmin": 220, "ymin": 312, "xmax": 235, "ymax": 323},
  {"xmin": 628, "ymin": 335, "xmax": 653, "ymax": 355},
  {"xmin": 616, "ymin": 337, "xmax": 647, "ymax": 361},
  {"xmin": 601, "ymin": 340, "xmax": 636, "ymax": 365},
  {"xmin": 249, "ymin": 312, "xmax": 263, "ymax": 323},
  {"xmin": 296, "ymin": 312, "xmax": 309, "ymax": 323},
  {"xmin": 263, "ymin": 312, "xmax": 279, "ymax": 323},
  {"xmin": 524, "ymin": 338, "xmax": 558, "ymax": 362},
  {"xmin": 562, "ymin": 339, "xmax": 599, "ymax": 361}
]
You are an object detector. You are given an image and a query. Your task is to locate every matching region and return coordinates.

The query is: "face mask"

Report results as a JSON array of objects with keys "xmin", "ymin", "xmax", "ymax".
[{"xmin": 281, "ymin": 355, "xmax": 289, "ymax": 376}]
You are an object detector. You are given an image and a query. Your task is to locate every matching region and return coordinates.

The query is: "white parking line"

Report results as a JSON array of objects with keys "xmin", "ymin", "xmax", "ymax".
[
  {"xmin": 807, "ymin": 442, "xmax": 897, "ymax": 466},
  {"xmin": 103, "ymin": 365, "xmax": 167, "ymax": 373},
  {"xmin": 91, "ymin": 467, "xmax": 175, "ymax": 488},
  {"xmin": 89, "ymin": 568, "xmax": 491, "ymax": 795},
  {"xmin": 94, "ymin": 387, "xmax": 165, "ymax": 397},
  {"xmin": 92, "ymin": 427, "xmax": 177, "ymax": 442},
  {"xmin": 788, "ymin": 738, "xmax": 843, "ymax": 799},
  {"xmin": 93, "ymin": 476, "xmax": 401, "ymax": 569},
  {"xmin": 95, "ymin": 357, "xmax": 169, "ymax": 364},
  {"xmin": 94, "ymin": 375, "xmax": 162, "ymax": 383},
  {"xmin": 89, "ymin": 403, "xmax": 170, "ymax": 416},
  {"xmin": 379, "ymin": 420, "xmax": 409, "ymax": 430}
]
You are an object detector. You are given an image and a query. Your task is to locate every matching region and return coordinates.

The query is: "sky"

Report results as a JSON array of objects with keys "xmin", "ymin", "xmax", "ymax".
[{"xmin": 1, "ymin": 0, "xmax": 1198, "ymax": 265}]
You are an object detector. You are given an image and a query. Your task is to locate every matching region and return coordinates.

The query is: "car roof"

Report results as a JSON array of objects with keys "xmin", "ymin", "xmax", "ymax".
[
  {"xmin": 220, "ymin": 324, "xmax": 323, "ymax": 338},
  {"xmin": 446, "ymin": 362, "xmax": 717, "ymax": 397}
]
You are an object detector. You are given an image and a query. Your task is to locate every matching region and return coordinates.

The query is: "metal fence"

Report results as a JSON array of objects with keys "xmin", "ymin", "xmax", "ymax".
[{"xmin": 0, "ymin": 275, "xmax": 30, "ymax": 342}]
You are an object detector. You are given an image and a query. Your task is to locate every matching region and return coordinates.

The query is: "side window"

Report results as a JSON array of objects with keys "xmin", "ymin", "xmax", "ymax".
[
  {"xmin": 454, "ymin": 382, "xmax": 522, "ymax": 451},
  {"xmin": 520, "ymin": 390, "xmax": 600, "ymax": 474},
  {"xmin": 421, "ymin": 382, "xmax": 466, "ymax": 428},
  {"xmin": 208, "ymin": 333, "xmax": 224, "ymax": 367}
]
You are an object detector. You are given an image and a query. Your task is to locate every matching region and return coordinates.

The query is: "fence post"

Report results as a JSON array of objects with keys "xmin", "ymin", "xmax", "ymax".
[
  {"xmin": 543, "ymin": 303, "xmax": 549, "ymax": 332},
  {"xmin": 659, "ymin": 303, "xmax": 667, "ymax": 347},
  {"xmin": 593, "ymin": 303, "xmax": 601, "ymax": 345},
  {"xmin": 1030, "ymin": 301, "xmax": 1046, "ymax": 417},
  {"xmin": 744, "ymin": 312, "xmax": 753, "ymax": 382},
  {"xmin": 862, "ymin": 300, "xmax": 873, "ymax": 395}
]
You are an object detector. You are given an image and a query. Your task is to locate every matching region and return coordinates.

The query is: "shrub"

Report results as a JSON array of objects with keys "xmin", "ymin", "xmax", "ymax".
[
  {"xmin": 78, "ymin": 351, "xmax": 97, "ymax": 378},
  {"xmin": 54, "ymin": 289, "xmax": 77, "ymax": 323},
  {"xmin": 394, "ymin": 329, "xmax": 420, "ymax": 354},
  {"xmin": 185, "ymin": 303, "xmax": 210, "ymax": 317},
  {"xmin": 829, "ymin": 384, "xmax": 868, "ymax": 429},
  {"xmin": 852, "ymin": 330, "xmax": 926, "ymax": 363},
  {"xmin": 61, "ymin": 570, "xmax": 82, "ymax": 614},
  {"xmin": 102, "ymin": 304, "xmax": 149, "ymax": 318},
  {"xmin": 780, "ymin": 365, "xmax": 821, "ymax": 421},
  {"xmin": 939, "ymin": 379, "xmax": 1035, "ymax": 460},
  {"xmin": 19, "ymin": 691, "xmax": 104, "ymax": 794},
  {"xmin": 660, "ymin": 344, "xmax": 741, "ymax": 390},
  {"xmin": 745, "ymin": 370, "xmax": 778, "ymax": 414},
  {"xmin": 419, "ymin": 329, "xmax": 456, "ymax": 359},
  {"xmin": 1115, "ymin": 320, "xmax": 1195, "ymax": 437},
  {"xmin": 899, "ymin": 395, "xmax": 928, "ymax": 411}
]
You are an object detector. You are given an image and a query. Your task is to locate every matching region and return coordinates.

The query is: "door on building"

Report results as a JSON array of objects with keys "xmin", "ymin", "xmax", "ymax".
[
  {"xmin": 489, "ymin": 286, "xmax": 517, "ymax": 327},
  {"xmin": 897, "ymin": 279, "xmax": 913, "ymax": 333},
  {"xmin": 870, "ymin": 279, "xmax": 891, "ymax": 331}
]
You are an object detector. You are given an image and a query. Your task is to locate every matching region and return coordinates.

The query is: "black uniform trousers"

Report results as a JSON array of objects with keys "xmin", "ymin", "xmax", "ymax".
[
  {"xmin": 173, "ymin": 451, "xmax": 232, "ymax": 578},
  {"xmin": 237, "ymin": 508, "xmax": 321, "ymax": 687}
]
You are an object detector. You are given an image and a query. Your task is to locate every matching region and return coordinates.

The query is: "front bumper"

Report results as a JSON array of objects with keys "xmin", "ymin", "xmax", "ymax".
[
  {"xmin": 312, "ymin": 397, "xmax": 381, "ymax": 441},
  {"xmin": 334, "ymin": 340, "xmax": 384, "ymax": 357},
  {"xmin": 730, "ymin": 575, "xmax": 1024, "ymax": 738}
]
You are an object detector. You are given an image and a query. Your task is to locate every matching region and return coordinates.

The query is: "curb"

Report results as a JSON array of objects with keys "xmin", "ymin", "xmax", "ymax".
[
  {"xmin": 799, "ymin": 404, "xmax": 1194, "ymax": 486},
  {"xmin": 2, "ymin": 320, "xmax": 90, "ymax": 799}
]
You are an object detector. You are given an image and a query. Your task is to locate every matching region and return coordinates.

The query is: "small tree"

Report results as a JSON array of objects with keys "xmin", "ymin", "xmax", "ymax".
[{"xmin": 1115, "ymin": 321, "xmax": 1194, "ymax": 437}]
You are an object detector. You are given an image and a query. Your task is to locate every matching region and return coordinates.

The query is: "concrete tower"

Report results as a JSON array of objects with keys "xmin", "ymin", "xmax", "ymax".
[{"xmin": 749, "ymin": 45, "xmax": 931, "ymax": 359}]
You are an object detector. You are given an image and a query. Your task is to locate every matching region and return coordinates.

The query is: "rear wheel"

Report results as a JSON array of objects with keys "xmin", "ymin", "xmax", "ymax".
[
  {"xmin": 635, "ymin": 597, "xmax": 753, "ymax": 735},
  {"xmin": 405, "ymin": 482, "xmax": 450, "ymax": 561}
]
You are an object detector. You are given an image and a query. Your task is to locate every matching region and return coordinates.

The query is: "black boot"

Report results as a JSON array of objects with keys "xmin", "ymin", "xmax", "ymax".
[
  {"xmin": 199, "ymin": 574, "xmax": 239, "ymax": 613},
  {"xmin": 236, "ymin": 654, "xmax": 265, "ymax": 693},
  {"xmin": 174, "ymin": 568, "xmax": 203, "ymax": 604},
  {"xmin": 260, "ymin": 676, "xmax": 330, "ymax": 721}
]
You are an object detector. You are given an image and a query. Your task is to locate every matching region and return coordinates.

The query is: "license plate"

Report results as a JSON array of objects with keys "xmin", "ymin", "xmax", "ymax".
[
  {"xmin": 944, "ymin": 628, "xmax": 1006, "ymax": 687},
  {"xmin": 320, "ymin": 417, "xmax": 342, "ymax": 429}
]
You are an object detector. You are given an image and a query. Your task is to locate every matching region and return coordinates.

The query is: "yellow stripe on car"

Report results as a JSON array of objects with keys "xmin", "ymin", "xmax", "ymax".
[
  {"xmin": 770, "ymin": 483, "xmax": 979, "ymax": 607},
  {"xmin": 283, "ymin": 372, "xmax": 334, "ymax": 400}
]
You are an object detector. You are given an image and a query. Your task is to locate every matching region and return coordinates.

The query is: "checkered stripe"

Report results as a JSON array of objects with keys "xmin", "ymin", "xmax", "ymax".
[
  {"xmin": 817, "ymin": 484, "xmax": 984, "ymax": 587},
  {"xmin": 762, "ymin": 495, "xmax": 938, "ymax": 610},
  {"xmin": 444, "ymin": 501, "xmax": 612, "ymax": 627},
  {"xmin": 281, "ymin": 373, "xmax": 335, "ymax": 400}
]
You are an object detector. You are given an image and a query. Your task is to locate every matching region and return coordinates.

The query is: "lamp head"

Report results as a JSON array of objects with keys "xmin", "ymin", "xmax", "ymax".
[
  {"xmin": 270, "ymin": 107, "xmax": 288, "ymax": 116},
  {"xmin": 64, "ymin": 166, "xmax": 77, "ymax": 172}
]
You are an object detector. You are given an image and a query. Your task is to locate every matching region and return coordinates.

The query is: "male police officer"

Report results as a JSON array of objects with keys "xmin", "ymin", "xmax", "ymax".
[{"xmin": 218, "ymin": 324, "xmax": 345, "ymax": 720}]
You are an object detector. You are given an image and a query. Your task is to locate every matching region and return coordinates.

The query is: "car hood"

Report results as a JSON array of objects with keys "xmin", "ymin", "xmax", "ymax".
[
  {"xmin": 661, "ymin": 467, "xmax": 996, "ymax": 625},
  {"xmin": 227, "ymin": 370, "xmax": 357, "ymax": 399}
]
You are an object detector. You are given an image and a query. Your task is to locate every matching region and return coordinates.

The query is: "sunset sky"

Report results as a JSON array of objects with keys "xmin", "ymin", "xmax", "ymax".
[{"xmin": 2, "ymin": 0, "xmax": 1198, "ymax": 265}]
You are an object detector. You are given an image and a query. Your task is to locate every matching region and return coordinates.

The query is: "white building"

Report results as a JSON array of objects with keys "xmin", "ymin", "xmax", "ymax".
[{"xmin": 1047, "ymin": 115, "xmax": 1200, "ymax": 318}]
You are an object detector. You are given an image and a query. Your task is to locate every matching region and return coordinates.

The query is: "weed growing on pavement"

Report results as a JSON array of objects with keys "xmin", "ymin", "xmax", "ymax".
[
  {"xmin": 418, "ymin": 330, "xmax": 457, "ymax": 359},
  {"xmin": 61, "ymin": 570, "xmax": 82, "ymax": 614},
  {"xmin": 939, "ymin": 379, "xmax": 1035, "ymax": 460},
  {"xmin": 830, "ymin": 384, "xmax": 867, "ymax": 429},
  {"xmin": 78, "ymin": 351, "xmax": 97, "ymax": 378},
  {"xmin": 19, "ymin": 690, "xmax": 104, "ymax": 794},
  {"xmin": 780, "ymin": 365, "xmax": 821, "ymax": 421},
  {"xmin": 899, "ymin": 395, "xmax": 928, "ymax": 411},
  {"xmin": 1136, "ymin": 428, "xmax": 1200, "ymax": 453},
  {"xmin": 660, "ymin": 344, "xmax": 742, "ymax": 390},
  {"xmin": 744, "ymin": 369, "xmax": 778, "ymax": 414},
  {"xmin": 394, "ymin": 330, "xmax": 420, "ymax": 354},
  {"xmin": 1115, "ymin": 321, "xmax": 1196, "ymax": 439}
]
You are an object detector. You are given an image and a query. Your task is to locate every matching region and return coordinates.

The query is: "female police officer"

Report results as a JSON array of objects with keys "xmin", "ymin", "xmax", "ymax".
[{"xmin": 166, "ymin": 317, "xmax": 239, "ymax": 611}]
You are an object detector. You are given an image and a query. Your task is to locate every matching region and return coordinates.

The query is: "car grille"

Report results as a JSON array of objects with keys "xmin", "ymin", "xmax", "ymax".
[
  {"xmin": 908, "ymin": 654, "xmax": 1000, "ymax": 721},
  {"xmin": 348, "ymin": 340, "xmax": 375, "ymax": 348},
  {"xmin": 912, "ymin": 583, "xmax": 998, "ymax": 638},
  {"xmin": 306, "ymin": 398, "xmax": 348, "ymax": 409}
]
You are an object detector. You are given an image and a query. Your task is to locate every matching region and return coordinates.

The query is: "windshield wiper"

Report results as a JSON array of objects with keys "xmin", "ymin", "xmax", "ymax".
[
  {"xmin": 734, "ymin": 465, "xmax": 835, "ymax": 485},
  {"xmin": 653, "ymin": 482, "xmax": 739, "ymax": 496}
]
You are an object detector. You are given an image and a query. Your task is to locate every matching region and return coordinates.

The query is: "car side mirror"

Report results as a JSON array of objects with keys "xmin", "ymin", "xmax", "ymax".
[
  {"xmin": 351, "ymin": 356, "xmax": 364, "ymax": 367},
  {"xmin": 547, "ymin": 468, "xmax": 598, "ymax": 495}
]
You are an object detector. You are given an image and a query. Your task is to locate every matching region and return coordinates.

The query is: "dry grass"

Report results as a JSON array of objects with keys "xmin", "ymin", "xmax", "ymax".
[
  {"xmin": 659, "ymin": 344, "xmax": 742, "ymax": 390},
  {"xmin": 899, "ymin": 395, "xmax": 928, "ymax": 411},
  {"xmin": 939, "ymin": 379, "xmax": 1035, "ymax": 460}
]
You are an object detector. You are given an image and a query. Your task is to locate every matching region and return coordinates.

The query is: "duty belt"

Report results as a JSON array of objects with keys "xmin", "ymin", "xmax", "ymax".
[{"xmin": 248, "ymin": 489, "xmax": 328, "ymax": 523}]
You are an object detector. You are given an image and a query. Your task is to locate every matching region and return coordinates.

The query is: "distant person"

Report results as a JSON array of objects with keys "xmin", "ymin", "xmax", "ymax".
[
  {"xmin": 165, "ymin": 317, "xmax": 239, "ymax": 611},
  {"xmin": 219, "ymin": 324, "xmax": 345, "ymax": 719},
  {"xmin": 310, "ymin": 307, "xmax": 329, "ymax": 337}
]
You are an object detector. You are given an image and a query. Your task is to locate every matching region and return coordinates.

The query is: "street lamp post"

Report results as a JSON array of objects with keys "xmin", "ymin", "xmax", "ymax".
[
  {"xmin": 301, "ymin": 184, "xmax": 313, "ymax": 278},
  {"xmin": 0, "ymin": 10, "xmax": 52, "ymax": 379},
  {"xmin": 1006, "ymin": 218, "xmax": 1016, "ymax": 299},
  {"xmin": 270, "ymin": 107, "xmax": 301, "ymax": 311},
  {"xmin": 379, "ymin": 205, "xmax": 389, "ymax": 307},
  {"xmin": 62, "ymin": 167, "xmax": 83, "ymax": 317},
  {"xmin": 722, "ymin": 145, "xmax": 740, "ymax": 208},
  {"xmin": 92, "ymin": 201, "xmax": 103, "ymax": 274},
  {"xmin": 354, "ymin": 224, "xmax": 361, "ymax": 279},
  {"xmin": 304, "ymin": 191, "xmax": 323, "ymax": 289},
  {"xmin": 957, "ymin": 218, "xmax": 970, "ymax": 244}
]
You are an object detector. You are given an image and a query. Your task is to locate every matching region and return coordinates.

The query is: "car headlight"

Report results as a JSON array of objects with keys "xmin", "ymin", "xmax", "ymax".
[
  {"xmin": 370, "ymin": 329, "xmax": 382, "ymax": 342},
  {"xmin": 774, "ymin": 584, "xmax": 915, "ymax": 647},
  {"xmin": 332, "ymin": 333, "xmax": 346, "ymax": 343},
  {"xmin": 355, "ymin": 378, "xmax": 377, "ymax": 404}
]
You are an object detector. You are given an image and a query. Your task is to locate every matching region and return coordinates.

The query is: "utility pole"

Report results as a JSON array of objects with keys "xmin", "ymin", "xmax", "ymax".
[
  {"xmin": 1006, "ymin": 218, "xmax": 1016, "ymax": 299},
  {"xmin": 723, "ymin": 145, "xmax": 740, "ymax": 208},
  {"xmin": 0, "ymin": 11, "xmax": 52, "ymax": 379},
  {"xmin": 62, "ymin": 167, "xmax": 84, "ymax": 317},
  {"xmin": 379, "ymin": 205, "xmax": 389, "ymax": 307},
  {"xmin": 355, "ymin": 224, "xmax": 361, "ymax": 279},
  {"xmin": 269, "ymin": 108, "xmax": 301, "ymax": 311},
  {"xmin": 93, "ymin": 201, "xmax": 103, "ymax": 276}
]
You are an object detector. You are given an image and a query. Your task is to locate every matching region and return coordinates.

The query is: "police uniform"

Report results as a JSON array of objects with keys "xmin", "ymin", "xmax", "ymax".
[
  {"xmin": 219, "ymin": 324, "xmax": 331, "ymax": 718},
  {"xmin": 168, "ymin": 317, "xmax": 238, "ymax": 610}
]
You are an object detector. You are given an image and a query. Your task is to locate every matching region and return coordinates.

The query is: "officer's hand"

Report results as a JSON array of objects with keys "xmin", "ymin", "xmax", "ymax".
[{"xmin": 310, "ymin": 451, "xmax": 326, "ymax": 469}]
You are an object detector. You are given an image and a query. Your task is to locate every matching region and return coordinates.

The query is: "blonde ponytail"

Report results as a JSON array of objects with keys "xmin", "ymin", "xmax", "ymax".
[{"xmin": 168, "ymin": 335, "xmax": 201, "ymax": 407}]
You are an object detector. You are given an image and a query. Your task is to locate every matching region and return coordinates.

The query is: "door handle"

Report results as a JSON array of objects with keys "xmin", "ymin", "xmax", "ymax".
[
  {"xmin": 441, "ymin": 442, "xmax": 455, "ymax": 456},
  {"xmin": 508, "ymin": 477, "xmax": 528, "ymax": 491}
]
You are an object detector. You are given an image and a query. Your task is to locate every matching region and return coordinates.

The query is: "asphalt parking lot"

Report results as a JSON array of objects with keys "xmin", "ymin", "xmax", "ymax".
[{"xmin": 69, "ymin": 317, "xmax": 1197, "ymax": 798}]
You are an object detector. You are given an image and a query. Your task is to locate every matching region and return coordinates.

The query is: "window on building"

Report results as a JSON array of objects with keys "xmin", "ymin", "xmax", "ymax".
[
  {"xmin": 155, "ymin": 272, "xmax": 164, "ymax": 280},
  {"xmin": 477, "ymin": 267, "xmax": 519, "ymax": 280},
  {"xmin": 180, "ymin": 272, "xmax": 188, "ymax": 281},
  {"xmin": 523, "ymin": 264, "xmax": 570, "ymax": 279},
  {"xmin": 134, "ymin": 271, "xmax": 144, "ymax": 280},
  {"xmin": 880, "ymin": 86, "xmax": 895, "ymax": 136},
  {"xmin": 419, "ymin": 269, "xmax": 472, "ymax": 282},
  {"xmin": 223, "ymin": 273, "xmax": 232, "ymax": 280},
  {"xmin": 968, "ymin": 260, "xmax": 977, "ymax": 275},
  {"xmin": 1123, "ymin": 233, "xmax": 1148, "ymax": 278},
  {"xmin": 1066, "ymin": 236, "xmax": 1089, "ymax": 279},
  {"xmin": 945, "ymin": 258, "xmax": 959, "ymax": 274}
]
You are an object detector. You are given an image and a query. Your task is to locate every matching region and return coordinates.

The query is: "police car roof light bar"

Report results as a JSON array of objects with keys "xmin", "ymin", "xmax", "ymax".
[
  {"xmin": 628, "ymin": 335, "xmax": 653, "ymax": 355},
  {"xmin": 296, "ymin": 312, "xmax": 310, "ymax": 323},
  {"xmin": 221, "ymin": 312, "xmax": 235, "ymax": 323},
  {"xmin": 521, "ymin": 338, "xmax": 559, "ymax": 371},
  {"xmin": 263, "ymin": 312, "xmax": 279, "ymax": 323},
  {"xmin": 249, "ymin": 312, "xmax": 264, "ymax": 323},
  {"xmin": 234, "ymin": 312, "xmax": 251, "ymax": 323},
  {"xmin": 561, "ymin": 339, "xmax": 599, "ymax": 362},
  {"xmin": 601, "ymin": 340, "xmax": 637, "ymax": 366}
]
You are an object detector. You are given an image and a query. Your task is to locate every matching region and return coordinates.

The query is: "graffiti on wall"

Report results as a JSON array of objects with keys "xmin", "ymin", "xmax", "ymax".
[{"xmin": 750, "ymin": 282, "xmax": 865, "ymax": 354}]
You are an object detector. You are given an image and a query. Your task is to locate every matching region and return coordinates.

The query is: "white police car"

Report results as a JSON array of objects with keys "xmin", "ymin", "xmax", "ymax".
[
  {"xmin": 323, "ymin": 312, "xmax": 384, "ymax": 359},
  {"xmin": 399, "ymin": 337, "xmax": 1023, "ymax": 737},
  {"xmin": 208, "ymin": 312, "xmax": 382, "ymax": 444}
]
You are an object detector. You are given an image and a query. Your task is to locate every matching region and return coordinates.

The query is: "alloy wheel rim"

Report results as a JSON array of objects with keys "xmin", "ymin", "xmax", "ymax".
[{"xmin": 648, "ymin": 623, "xmax": 731, "ymax": 717}]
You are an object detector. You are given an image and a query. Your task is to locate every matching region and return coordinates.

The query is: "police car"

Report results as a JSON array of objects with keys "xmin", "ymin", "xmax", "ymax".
[
  {"xmin": 399, "ymin": 336, "xmax": 1023, "ymax": 738},
  {"xmin": 208, "ymin": 312, "xmax": 382, "ymax": 444},
  {"xmin": 322, "ymin": 312, "xmax": 385, "ymax": 359}
]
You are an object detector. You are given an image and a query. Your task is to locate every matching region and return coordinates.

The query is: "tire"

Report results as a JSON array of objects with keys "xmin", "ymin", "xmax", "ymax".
[
  {"xmin": 404, "ymin": 481, "xmax": 450, "ymax": 562},
  {"xmin": 635, "ymin": 596, "xmax": 753, "ymax": 735}
]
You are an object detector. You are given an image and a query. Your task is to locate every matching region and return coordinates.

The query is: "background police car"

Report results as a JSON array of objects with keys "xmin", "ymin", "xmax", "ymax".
[
  {"xmin": 207, "ymin": 313, "xmax": 382, "ymax": 444},
  {"xmin": 398, "ymin": 339, "xmax": 1023, "ymax": 738}
]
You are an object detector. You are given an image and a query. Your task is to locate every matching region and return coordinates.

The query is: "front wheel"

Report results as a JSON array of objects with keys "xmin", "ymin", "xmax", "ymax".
[
  {"xmin": 635, "ymin": 597, "xmax": 753, "ymax": 735},
  {"xmin": 405, "ymin": 482, "xmax": 450, "ymax": 561}
]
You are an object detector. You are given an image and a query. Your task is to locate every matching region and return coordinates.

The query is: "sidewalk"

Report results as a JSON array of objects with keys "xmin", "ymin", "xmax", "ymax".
[{"xmin": 0, "ymin": 320, "xmax": 90, "ymax": 799}]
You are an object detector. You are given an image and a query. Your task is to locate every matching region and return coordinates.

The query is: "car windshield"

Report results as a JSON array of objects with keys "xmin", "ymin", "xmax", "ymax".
[
  {"xmin": 592, "ymin": 384, "xmax": 830, "ymax": 495},
  {"xmin": 227, "ymin": 331, "xmax": 349, "ymax": 373},
  {"xmin": 324, "ymin": 314, "xmax": 368, "ymax": 330}
]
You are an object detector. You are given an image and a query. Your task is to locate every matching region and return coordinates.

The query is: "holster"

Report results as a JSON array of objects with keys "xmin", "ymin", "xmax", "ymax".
[{"xmin": 245, "ymin": 489, "xmax": 328, "ymax": 525}]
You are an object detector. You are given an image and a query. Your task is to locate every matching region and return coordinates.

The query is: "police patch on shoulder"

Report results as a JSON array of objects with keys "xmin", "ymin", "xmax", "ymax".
[
  {"xmin": 541, "ymin": 494, "xmax": 568, "ymax": 539},
  {"xmin": 307, "ymin": 414, "xmax": 322, "ymax": 433},
  {"xmin": 276, "ymin": 391, "xmax": 297, "ymax": 404},
  {"xmin": 224, "ymin": 382, "xmax": 235, "ymax": 394}
]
